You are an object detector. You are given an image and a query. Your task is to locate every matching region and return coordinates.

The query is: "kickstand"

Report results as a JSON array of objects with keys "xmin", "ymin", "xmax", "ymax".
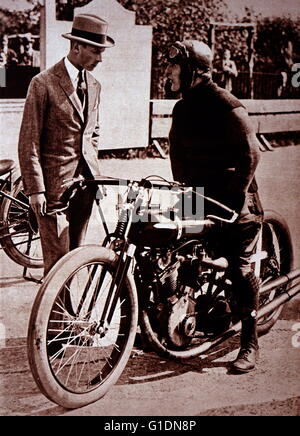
[{"xmin": 23, "ymin": 266, "xmax": 43, "ymax": 284}]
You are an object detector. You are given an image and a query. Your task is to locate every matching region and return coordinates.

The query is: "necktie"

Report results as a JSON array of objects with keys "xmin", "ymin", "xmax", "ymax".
[{"xmin": 76, "ymin": 70, "xmax": 86, "ymax": 109}]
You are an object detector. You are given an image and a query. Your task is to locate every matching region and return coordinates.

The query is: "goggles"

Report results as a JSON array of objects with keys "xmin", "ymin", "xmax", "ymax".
[{"xmin": 168, "ymin": 42, "xmax": 189, "ymax": 63}]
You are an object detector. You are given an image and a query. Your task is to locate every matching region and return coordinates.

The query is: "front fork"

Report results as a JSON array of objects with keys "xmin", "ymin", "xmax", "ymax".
[{"xmin": 97, "ymin": 242, "xmax": 136, "ymax": 337}]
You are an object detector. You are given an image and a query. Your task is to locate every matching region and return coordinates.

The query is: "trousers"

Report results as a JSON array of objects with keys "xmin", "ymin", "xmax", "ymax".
[
  {"xmin": 37, "ymin": 182, "xmax": 96, "ymax": 275},
  {"xmin": 37, "ymin": 160, "xmax": 97, "ymax": 275}
]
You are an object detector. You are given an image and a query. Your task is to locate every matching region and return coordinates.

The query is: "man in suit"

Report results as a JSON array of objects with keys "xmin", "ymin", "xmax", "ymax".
[
  {"xmin": 18, "ymin": 14, "xmax": 115, "ymax": 275},
  {"xmin": 166, "ymin": 40, "xmax": 264, "ymax": 374}
]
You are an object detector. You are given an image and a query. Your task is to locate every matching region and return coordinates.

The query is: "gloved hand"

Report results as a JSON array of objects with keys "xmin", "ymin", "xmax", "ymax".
[{"xmin": 226, "ymin": 191, "xmax": 246, "ymax": 215}]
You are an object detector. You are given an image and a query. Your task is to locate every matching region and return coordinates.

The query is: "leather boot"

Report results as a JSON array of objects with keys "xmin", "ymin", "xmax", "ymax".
[
  {"xmin": 231, "ymin": 315, "xmax": 259, "ymax": 373},
  {"xmin": 231, "ymin": 270, "xmax": 260, "ymax": 373},
  {"xmin": 231, "ymin": 346, "xmax": 259, "ymax": 373}
]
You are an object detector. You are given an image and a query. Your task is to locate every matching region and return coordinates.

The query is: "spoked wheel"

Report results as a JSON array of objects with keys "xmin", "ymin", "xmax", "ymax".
[
  {"xmin": 0, "ymin": 177, "xmax": 43, "ymax": 268},
  {"xmin": 257, "ymin": 211, "xmax": 293, "ymax": 334},
  {"xmin": 28, "ymin": 245, "xmax": 138, "ymax": 409}
]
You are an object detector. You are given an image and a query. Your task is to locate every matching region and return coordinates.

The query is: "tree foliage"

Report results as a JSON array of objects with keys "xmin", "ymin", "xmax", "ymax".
[
  {"xmin": 1, "ymin": 1, "xmax": 299, "ymax": 97},
  {"xmin": 255, "ymin": 16, "xmax": 300, "ymax": 73},
  {"xmin": 118, "ymin": 0, "xmax": 230, "ymax": 96},
  {"xmin": 118, "ymin": 1, "xmax": 300, "ymax": 97},
  {"xmin": 0, "ymin": 3, "xmax": 40, "ymax": 37}
]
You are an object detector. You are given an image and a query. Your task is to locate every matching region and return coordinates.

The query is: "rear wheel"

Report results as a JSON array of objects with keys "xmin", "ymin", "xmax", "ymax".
[
  {"xmin": 0, "ymin": 177, "xmax": 43, "ymax": 268},
  {"xmin": 257, "ymin": 211, "xmax": 293, "ymax": 334},
  {"xmin": 28, "ymin": 245, "xmax": 138, "ymax": 409}
]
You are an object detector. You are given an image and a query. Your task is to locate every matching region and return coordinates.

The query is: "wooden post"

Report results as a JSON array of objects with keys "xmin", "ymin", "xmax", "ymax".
[
  {"xmin": 247, "ymin": 27, "xmax": 255, "ymax": 99},
  {"xmin": 209, "ymin": 23, "xmax": 215, "ymax": 59},
  {"xmin": 39, "ymin": 0, "xmax": 46, "ymax": 71}
]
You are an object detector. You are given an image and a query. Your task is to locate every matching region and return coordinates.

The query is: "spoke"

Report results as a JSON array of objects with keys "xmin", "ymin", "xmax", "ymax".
[
  {"xmin": 52, "ymin": 304, "xmax": 72, "ymax": 320},
  {"xmin": 47, "ymin": 328, "xmax": 75, "ymax": 340},
  {"xmin": 54, "ymin": 294, "xmax": 75, "ymax": 318},
  {"xmin": 104, "ymin": 356, "xmax": 113, "ymax": 369},
  {"xmin": 89, "ymin": 343, "xmax": 104, "ymax": 384},
  {"xmin": 114, "ymin": 343, "xmax": 121, "ymax": 352},
  {"xmin": 65, "ymin": 336, "xmax": 90, "ymax": 388},
  {"xmin": 49, "ymin": 319, "xmax": 91, "ymax": 325},
  {"xmin": 52, "ymin": 328, "xmax": 91, "ymax": 375},
  {"xmin": 87, "ymin": 344, "xmax": 92, "ymax": 387},
  {"xmin": 50, "ymin": 347, "xmax": 67, "ymax": 363},
  {"xmin": 75, "ymin": 341, "xmax": 91, "ymax": 388},
  {"xmin": 119, "ymin": 298, "xmax": 126, "ymax": 307},
  {"xmin": 50, "ymin": 309, "xmax": 71, "ymax": 319}
]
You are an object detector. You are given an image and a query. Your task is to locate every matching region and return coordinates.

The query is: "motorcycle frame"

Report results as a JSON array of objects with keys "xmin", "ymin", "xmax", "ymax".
[{"xmin": 64, "ymin": 177, "xmax": 300, "ymax": 356}]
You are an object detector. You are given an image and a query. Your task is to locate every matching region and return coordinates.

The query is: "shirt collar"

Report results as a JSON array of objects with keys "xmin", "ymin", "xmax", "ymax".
[{"xmin": 64, "ymin": 56, "xmax": 83, "ymax": 85}]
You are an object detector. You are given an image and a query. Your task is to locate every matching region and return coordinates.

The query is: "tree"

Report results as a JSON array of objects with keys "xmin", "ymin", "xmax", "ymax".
[
  {"xmin": 0, "ymin": 3, "xmax": 40, "ymax": 37},
  {"xmin": 254, "ymin": 16, "xmax": 300, "ymax": 73},
  {"xmin": 118, "ymin": 1, "xmax": 300, "ymax": 98},
  {"xmin": 118, "ymin": 0, "xmax": 230, "ymax": 97}
]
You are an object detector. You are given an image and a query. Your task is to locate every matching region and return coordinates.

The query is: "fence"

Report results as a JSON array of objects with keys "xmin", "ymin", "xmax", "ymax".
[
  {"xmin": 151, "ymin": 68, "xmax": 300, "ymax": 100},
  {"xmin": 229, "ymin": 72, "xmax": 300, "ymax": 100},
  {"xmin": 149, "ymin": 99, "xmax": 300, "ymax": 156},
  {"xmin": 1, "ymin": 66, "xmax": 299, "ymax": 101}
]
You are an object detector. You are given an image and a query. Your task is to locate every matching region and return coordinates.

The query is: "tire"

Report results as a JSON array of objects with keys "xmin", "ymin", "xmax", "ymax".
[
  {"xmin": 257, "ymin": 210, "xmax": 294, "ymax": 335},
  {"xmin": 0, "ymin": 177, "xmax": 43, "ymax": 268},
  {"xmin": 28, "ymin": 245, "xmax": 138, "ymax": 409}
]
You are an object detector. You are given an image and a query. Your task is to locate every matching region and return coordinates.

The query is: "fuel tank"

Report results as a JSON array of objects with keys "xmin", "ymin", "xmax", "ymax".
[{"xmin": 129, "ymin": 210, "xmax": 212, "ymax": 247}]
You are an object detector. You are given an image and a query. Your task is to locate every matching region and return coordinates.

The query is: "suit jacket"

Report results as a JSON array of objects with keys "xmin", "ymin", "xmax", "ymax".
[{"xmin": 18, "ymin": 58, "xmax": 101, "ymax": 206}]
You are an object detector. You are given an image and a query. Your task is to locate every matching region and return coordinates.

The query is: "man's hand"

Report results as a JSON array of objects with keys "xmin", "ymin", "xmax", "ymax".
[{"xmin": 29, "ymin": 193, "xmax": 47, "ymax": 216}]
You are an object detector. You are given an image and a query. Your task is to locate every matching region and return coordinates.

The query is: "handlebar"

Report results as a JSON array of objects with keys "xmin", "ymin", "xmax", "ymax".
[
  {"xmin": 61, "ymin": 175, "xmax": 239, "ymax": 225},
  {"xmin": 62, "ymin": 175, "xmax": 178, "ymax": 189}
]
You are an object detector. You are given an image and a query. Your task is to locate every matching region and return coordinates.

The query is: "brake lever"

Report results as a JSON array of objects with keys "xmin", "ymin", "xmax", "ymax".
[{"xmin": 206, "ymin": 212, "xmax": 239, "ymax": 224}]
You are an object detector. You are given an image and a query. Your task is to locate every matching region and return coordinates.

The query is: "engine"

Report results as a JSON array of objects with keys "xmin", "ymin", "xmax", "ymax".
[{"xmin": 136, "ymin": 239, "xmax": 231, "ymax": 349}]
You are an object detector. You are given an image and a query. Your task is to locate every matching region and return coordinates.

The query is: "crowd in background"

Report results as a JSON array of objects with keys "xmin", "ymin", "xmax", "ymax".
[{"xmin": 0, "ymin": 34, "xmax": 40, "ymax": 68}]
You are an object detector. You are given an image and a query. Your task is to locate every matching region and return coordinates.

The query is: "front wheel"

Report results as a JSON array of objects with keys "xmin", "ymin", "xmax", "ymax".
[{"xmin": 28, "ymin": 245, "xmax": 138, "ymax": 409}]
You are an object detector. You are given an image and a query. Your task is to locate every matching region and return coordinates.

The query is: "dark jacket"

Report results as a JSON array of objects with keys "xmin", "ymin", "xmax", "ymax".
[{"xmin": 169, "ymin": 79, "xmax": 262, "ymax": 214}]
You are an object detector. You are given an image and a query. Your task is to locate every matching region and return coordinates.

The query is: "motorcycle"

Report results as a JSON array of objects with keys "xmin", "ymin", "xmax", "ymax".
[{"xmin": 27, "ymin": 175, "xmax": 300, "ymax": 409}]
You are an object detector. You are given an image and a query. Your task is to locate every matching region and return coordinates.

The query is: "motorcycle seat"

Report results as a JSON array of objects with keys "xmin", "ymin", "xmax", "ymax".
[{"xmin": 0, "ymin": 159, "xmax": 15, "ymax": 177}]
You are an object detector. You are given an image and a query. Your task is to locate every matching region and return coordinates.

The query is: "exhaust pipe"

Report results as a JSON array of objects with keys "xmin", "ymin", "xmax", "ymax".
[
  {"xmin": 165, "ymin": 268, "xmax": 300, "ymax": 359},
  {"xmin": 257, "ymin": 279, "xmax": 300, "ymax": 320},
  {"xmin": 260, "ymin": 268, "xmax": 300, "ymax": 295}
]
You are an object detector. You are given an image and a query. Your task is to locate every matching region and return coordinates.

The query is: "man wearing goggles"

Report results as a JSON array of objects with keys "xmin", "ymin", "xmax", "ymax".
[{"xmin": 167, "ymin": 40, "xmax": 264, "ymax": 374}]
